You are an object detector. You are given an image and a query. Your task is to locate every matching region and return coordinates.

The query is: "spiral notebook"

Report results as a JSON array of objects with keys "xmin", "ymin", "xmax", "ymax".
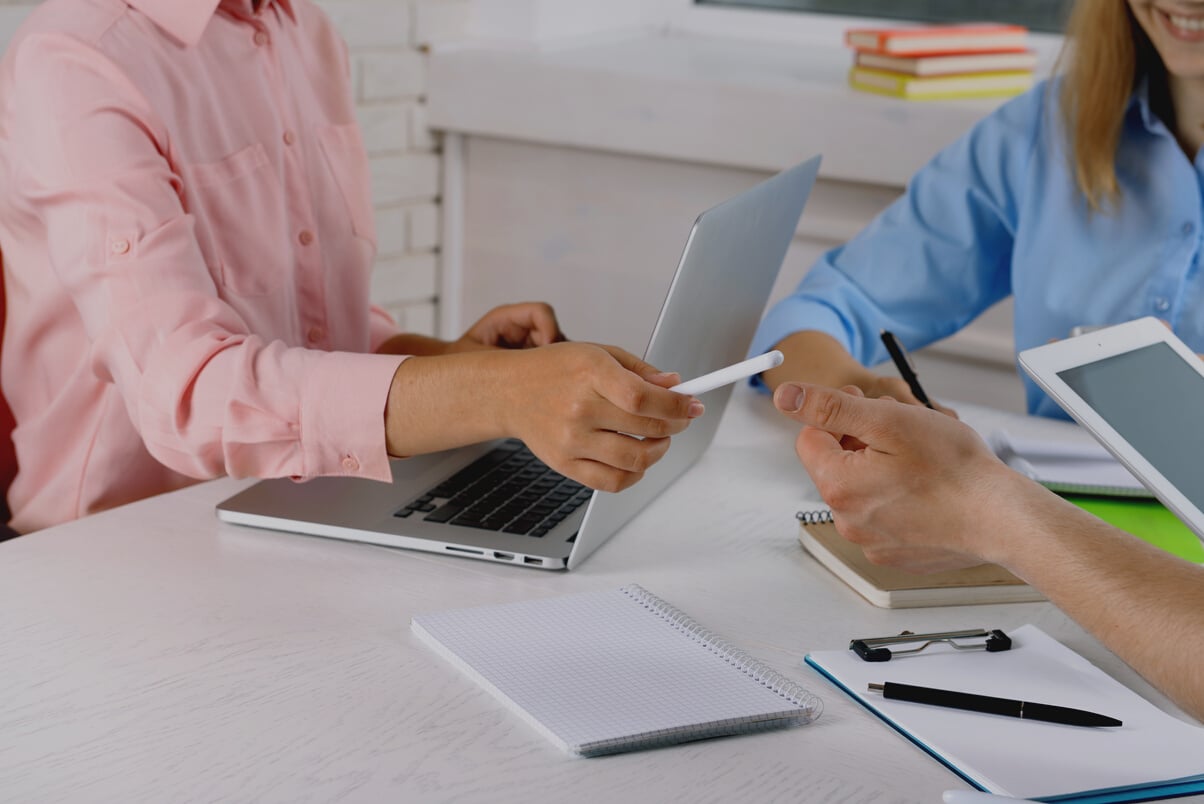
[
  {"xmin": 410, "ymin": 584, "xmax": 823, "ymax": 756},
  {"xmin": 989, "ymin": 429, "xmax": 1152, "ymax": 497},
  {"xmin": 796, "ymin": 510, "xmax": 1043, "ymax": 608}
]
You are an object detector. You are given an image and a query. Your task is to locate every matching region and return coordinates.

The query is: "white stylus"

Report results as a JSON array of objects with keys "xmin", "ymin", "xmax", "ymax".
[{"xmin": 668, "ymin": 350, "xmax": 784, "ymax": 396}]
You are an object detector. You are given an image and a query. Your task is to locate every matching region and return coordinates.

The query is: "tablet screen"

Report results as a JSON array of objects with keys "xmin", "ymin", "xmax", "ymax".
[{"xmin": 1057, "ymin": 343, "xmax": 1204, "ymax": 509}]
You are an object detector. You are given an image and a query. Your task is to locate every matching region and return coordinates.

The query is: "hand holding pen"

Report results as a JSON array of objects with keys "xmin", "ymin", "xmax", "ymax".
[
  {"xmin": 880, "ymin": 330, "xmax": 935, "ymax": 409},
  {"xmin": 877, "ymin": 330, "xmax": 961, "ymax": 419}
]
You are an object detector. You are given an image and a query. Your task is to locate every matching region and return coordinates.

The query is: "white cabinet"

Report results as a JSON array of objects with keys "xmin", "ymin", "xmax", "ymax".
[{"xmin": 436, "ymin": 34, "xmax": 1028, "ymax": 413}]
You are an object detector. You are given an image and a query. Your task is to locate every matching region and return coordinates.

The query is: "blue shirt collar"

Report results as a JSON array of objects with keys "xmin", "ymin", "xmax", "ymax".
[{"xmin": 1131, "ymin": 76, "xmax": 1168, "ymax": 135}]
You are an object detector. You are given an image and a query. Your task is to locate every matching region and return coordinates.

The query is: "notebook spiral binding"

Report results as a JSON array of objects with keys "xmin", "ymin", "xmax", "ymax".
[
  {"xmin": 620, "ymin": 584, "xmax": 823, "ymax": 721},
  {"xmin": 796, "ymin": 509, "xmax": 834, "ymax": 525}
]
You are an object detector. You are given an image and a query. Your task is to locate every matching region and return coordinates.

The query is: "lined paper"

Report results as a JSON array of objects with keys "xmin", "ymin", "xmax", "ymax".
[{"xmin": 412, "ymin": 585, "xmax": 821, "ymax": 756}]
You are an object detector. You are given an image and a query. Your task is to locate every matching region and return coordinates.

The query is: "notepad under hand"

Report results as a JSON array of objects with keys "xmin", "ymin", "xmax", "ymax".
[
  {"xmin": 990, "ymin": 429, "xmax": 1152, "ymax": 497},
  {"xmin": 806, "ymin": 625, "xmax": 1204, "ymax": 802},
  {"xmin": 411, "ymin": 585, "xmax": 823, "ymax": 756},
  {"xmin": 796, "ymin": 510, "xmax": 1042, "ymax": 608}
]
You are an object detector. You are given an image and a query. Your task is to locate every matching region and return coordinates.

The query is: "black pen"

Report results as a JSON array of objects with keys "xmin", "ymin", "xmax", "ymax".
[
  {"xmin": 879, "ymin": 330, "xmax": 935, "ymax": 409},
  {"xmin": 868, "ymin": 681, "xmax": 1122, "ymax": 728}
]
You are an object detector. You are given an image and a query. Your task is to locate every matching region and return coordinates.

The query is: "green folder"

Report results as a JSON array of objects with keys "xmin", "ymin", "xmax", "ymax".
[{"xmin": 1061, "ymin": 494, "xmax": 1204, "ymax": 563}]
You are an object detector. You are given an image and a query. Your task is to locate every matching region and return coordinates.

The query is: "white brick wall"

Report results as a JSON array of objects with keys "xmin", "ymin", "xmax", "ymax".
[
  {"xmin": 314, "ymin": 1, "xmax": 459, "ymax": 335},
  {"xmin": 0, "ymin": 0, "xmax": 459, "ymax": 337}
]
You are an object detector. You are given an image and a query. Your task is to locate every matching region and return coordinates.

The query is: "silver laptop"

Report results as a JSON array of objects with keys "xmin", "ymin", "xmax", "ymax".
[{"xmin": 216, "ymin": 155, "xmax": 821, "ymax": 569}]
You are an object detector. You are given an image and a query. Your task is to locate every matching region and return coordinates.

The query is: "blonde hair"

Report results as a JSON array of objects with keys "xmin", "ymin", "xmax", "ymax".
[{"xmin": 1059, "ymin": 0, "xmax": 1165, "ymax": 211}]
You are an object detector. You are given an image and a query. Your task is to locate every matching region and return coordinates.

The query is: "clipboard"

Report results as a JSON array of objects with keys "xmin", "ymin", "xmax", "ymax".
[
  {"xmin": 805, "ymin": 624, "xmax": 1204, "ymax": 801},
  {"xmin": 849, "ymin": 628, "xmax": 1012, "ymax": 662}
]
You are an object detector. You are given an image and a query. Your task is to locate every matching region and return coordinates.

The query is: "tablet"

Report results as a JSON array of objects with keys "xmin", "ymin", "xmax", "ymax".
[{"xmin": 1018, "ymin": 317, "xmax": 1204, "ymax": 541}]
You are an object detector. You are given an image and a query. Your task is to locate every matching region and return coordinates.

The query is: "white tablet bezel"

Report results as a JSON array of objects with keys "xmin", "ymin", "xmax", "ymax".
[{"xmin": 1018, "ymin": 316, "xmax": 1204, "ymax": 541}]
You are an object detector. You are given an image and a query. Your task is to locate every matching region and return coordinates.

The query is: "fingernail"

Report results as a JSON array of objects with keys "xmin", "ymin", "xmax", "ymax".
[
  {"xmin": 774, "ymin": 383, "xmax": 805, "ymax": 413},
  {"xmin": 688, "ymin": 401, "xmax": 705, "ymax": 418}
]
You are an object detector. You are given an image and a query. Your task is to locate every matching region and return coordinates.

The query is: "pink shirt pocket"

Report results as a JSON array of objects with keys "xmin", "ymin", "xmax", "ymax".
[
  {"xmin": 317, "ymin": 122, "xmax": 378, "ymax": 249},
  {"xmin": 180, "ymin": 142, "xmax": 290, "ymax": 296}
]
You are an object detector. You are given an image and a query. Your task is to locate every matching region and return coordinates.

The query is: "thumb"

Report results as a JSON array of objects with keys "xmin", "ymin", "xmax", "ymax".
[
  {"xmin": 774, "ymin": 382, "xmax": 900, "ymax": 451},
  {"xmin": 773, "ymin": 383, "xmax": 807, "ymax": 415},
  {"xmin": 597, "ymin": 344, "xmax": 663, "ymax": 380},
  {"xmin": 597, "ymin": 345, "xmax": 685, "ymax": 391}
]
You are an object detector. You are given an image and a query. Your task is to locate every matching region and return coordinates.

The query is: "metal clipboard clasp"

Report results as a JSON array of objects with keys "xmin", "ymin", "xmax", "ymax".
[{"xmin": 849, "ymin": 628, "xmax": 1012, "ymax": 662}]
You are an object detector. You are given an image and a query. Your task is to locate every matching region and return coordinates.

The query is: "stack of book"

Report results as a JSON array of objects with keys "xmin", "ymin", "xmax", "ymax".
[{"xmin": 844, "ymin": 23, "xmax": 1037, "ymax": 101}]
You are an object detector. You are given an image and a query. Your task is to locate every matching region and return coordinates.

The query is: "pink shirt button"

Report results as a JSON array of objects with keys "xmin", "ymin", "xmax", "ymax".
[
  {"xmin": 282, "ymin": 130, "xmax": 296, "ymax": 146},
  {"xmin": 110, "ymin": 239, "xmax": 130, "ymax": 255},
  {"xmin": 341, "ymin": 456, "xmax": 359, "ymax": 472},
  {"xmin": 307, "ymin": 326, "xmax": 325, "ymax": 343},
  {"xmin": 253, "ymin": 31, "xmax": 269, "ymax": 46},
  {"xmin": 298, "ymin": 229, "xmax": 315, "ymax": 246}
]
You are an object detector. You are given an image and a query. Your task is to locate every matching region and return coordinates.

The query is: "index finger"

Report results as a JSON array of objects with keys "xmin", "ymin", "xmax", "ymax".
[{"xmin": 597, "ymin": 350, "xmax": 700, "ymax": 420}]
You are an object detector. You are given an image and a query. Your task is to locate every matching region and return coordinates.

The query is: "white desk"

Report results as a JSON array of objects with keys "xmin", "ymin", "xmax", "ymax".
[{"xmin": 0, "ymin": 387, "xmax": 1194, "ymax": 802}]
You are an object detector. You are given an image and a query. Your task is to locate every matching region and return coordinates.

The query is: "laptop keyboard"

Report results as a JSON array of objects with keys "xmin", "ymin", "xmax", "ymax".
[{"xmin": 393, "ymin": 440, "xmax": 592, "ymax": 537}]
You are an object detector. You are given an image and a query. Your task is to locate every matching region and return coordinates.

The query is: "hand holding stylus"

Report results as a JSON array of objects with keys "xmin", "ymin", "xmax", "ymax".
[{"xmin": 669, "ymin": 351, "xmax": 784, "ymax": 396}]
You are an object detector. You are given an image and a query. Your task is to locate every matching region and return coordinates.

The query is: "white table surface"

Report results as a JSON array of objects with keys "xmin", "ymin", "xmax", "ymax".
[{"xmin": 1, "ymin": 385, "xmax": 1197, "ymax": 803}]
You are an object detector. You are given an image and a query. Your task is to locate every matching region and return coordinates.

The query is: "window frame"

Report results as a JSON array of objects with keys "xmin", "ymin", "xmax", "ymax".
[
  {"xmin": 665, "ymin": 0, "xmax": 1065, "ymax": 58},
  {"xmin": 686, "ymin": 0, "xmax": 1068, "ymax": 35}
]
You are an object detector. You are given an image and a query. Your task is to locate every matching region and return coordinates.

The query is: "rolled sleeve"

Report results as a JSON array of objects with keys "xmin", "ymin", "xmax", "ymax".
[
  {"xmin": 749, "ymin": 84, "xmax": 1046, "ymax": 388},
  {"xmin": 299, "ymin": 351, "xmax": 406, "ymax": 481},
  {"xmin": 11, "ymin": 34, "xmax": 400, "ymax": 485}
]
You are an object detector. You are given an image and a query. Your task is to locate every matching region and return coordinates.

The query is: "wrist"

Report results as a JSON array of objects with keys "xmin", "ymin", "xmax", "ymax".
[
  {"xmin": 474, "ymin": 349, "xmax": 522, "ymax": 440},
  {"xmin": 767, "ymin": 331, "xmax": 870, "ymax": 391},
  {"xmin": 384, "ymin": 351, "xmax": 512, "ymax": 457},
  {"xmin": 966, "ymin": 461, "xmax": 1066, "ymax": 568},
  {"xmin": 444, "ymin": 336, "xmax": 503, "ymax": 355}
]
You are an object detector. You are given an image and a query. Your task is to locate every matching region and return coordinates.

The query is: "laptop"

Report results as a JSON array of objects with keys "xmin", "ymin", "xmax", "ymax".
[
  {"xmin": 1018, "ymin": 316, "xmax": 1204, "ymax": 542},
  {"xmin": 216, "ymin": 155, "xmax": 821, "ymax": 569}
]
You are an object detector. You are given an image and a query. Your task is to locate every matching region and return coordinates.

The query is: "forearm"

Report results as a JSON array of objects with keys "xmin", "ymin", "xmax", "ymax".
[
  {"xmin": 985, "ymin": 476, "xmax": 1204, "ymax": 720},
  {"xmin": 762, "ymin": 330, "xmax": 877, "ymax": 391},
  {"xmin": 784, "ymin": 384, "xmax": 1204, "ymax": 719},
  {"xmin": 377, "ymin": 332, "xmax": 451, "ymax": 357},
  {"xmin": 384, "ymin": 351, "xmax": 508, "ymax": 456},
  {"xmin": 384, "ymin": 341, "xmax": 698, "ymax": 493}
]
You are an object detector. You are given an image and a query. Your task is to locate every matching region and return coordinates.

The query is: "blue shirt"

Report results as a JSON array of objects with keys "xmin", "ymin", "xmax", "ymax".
[{"xmin": 750, "ymin": 79, "xmax": 1204, "ymax": 419}]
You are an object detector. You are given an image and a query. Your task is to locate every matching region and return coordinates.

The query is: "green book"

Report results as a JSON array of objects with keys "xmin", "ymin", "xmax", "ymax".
[{"xmin": 1061, "ymin": 494, "xmax": 1204, "ymax": 563}]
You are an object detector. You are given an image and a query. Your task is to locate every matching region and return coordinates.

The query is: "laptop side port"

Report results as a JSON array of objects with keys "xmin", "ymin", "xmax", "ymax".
[
  {"xmin": 493, "ymin": 551, "xmax": 515, "ymax": 561},
  {"xmin": 523, "ymin": 556, "xmax": 542, "ymax": 566}
]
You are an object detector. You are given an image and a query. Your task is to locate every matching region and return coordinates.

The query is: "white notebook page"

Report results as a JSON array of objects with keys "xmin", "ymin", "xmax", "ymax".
[
  {"xmin": 807, "ymin": 625, "xmax": 1204, "ymax": 799},
  {"xmin": 411, "ymin": 585, "xmax": 821, "ymax": 756},
  {"xmin": 990, "ymin": 430, "xmax": 1151, "ymax": 496}
]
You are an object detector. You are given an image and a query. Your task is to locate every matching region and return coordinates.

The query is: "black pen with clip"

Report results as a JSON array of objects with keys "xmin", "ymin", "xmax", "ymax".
[
  {"xmin": 868, "ymin": 681, "xmax": 1122, "ymax": 728},
  {"xmin": 879, "ymin": 330, "xmax": 935, "ymax": 409}
]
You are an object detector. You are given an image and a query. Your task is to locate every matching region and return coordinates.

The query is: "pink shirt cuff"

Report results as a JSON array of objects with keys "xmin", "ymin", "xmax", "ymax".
[
  {"xmin": 300, "ymin": 351, "xmax": 408, "ymax": 482},
  {"xmin": 368, "ymin": 305, "xmax": 401, "ymax": 353}
]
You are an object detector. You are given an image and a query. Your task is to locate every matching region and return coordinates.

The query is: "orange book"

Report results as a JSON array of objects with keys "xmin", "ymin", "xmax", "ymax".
[{"xmin": 845, "ymin": 23, "xmax": 1028, "ymax": 56}]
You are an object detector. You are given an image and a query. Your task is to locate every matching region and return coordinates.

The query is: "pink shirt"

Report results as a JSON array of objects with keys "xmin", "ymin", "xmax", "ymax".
[{"xmin": 0, "ymin": 0, "xmax": 407, "ymax": 532}]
